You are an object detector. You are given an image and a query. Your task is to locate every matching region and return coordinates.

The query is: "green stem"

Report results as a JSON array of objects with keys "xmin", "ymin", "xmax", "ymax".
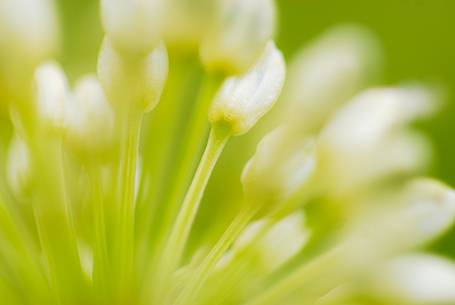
[
  {"xmin": 31, "ymin": 139, "xmax": 89, "ymax": 305},
  {"xmin": 89, "ymin": 167, "xmax": 109, "ymax": 300},
  {"xmin": 161, "ymin": 75, "xmax": 222, "ymax": 237},
  {"xmin": 174, "ymin": 206, "xmax": 256, "ymax": 305},
  {"xmin": 243, "ymin": 249, "xmax": 344, "ymax": 305},
  {"xmin": 154, "ymin": 126, "xmax": 230, "ymax": 300},
  {"xmin": 116, "ymin": 112, "xmax": 142, "ymax": 299}
]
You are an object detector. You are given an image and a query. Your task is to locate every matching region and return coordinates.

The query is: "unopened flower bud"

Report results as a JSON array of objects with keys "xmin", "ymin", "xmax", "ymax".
[
  {"xmin": 317, "ymin": 86, "xmax": 438, "ymax": 194},
  {"xmin": 241, "ymin": 127, "xmax": 316, "ymax": 212},
  {"xmin": 34, "ymin": 62, "xmax": 70, "ymax": 131},
  {"xmin": 231, "ymin": 213, "xmax": 309, "ymax": 273},
  {"xmin": 280, "ymin": 25, "xmax": 381, "ymax": 132},
  {"xmin": 368, "ymin": 254, "xmax": 455, "ymax": 304},
  {"xmin": 65, "ymin": 75, "xmax": 115, "ymax": 157},
  {"xmin": 209, "ymin": 42, "xmax": 285, "ymax": 135},
  {"xmin": 345, "ymin": 179, "xmax": 455, "ymax": 265},
  {"xmin": 0, "ymin": 0, "xmax": 59, "ymax": 98},
  {"xmin": 401, "ymin": 179, "xmax": 455, "ymax": 244},
  {"xmin": 163, "ymin": 0, "xmax": 215, "ymax": 49},
  {"xmin": 100, "ymin": 0, "xmax": 163, "ymax": 56},
  {"xmin": 97, "ymin": 38, "xmax": 168, "ymax": 113},
  {"xmin": 7, "ymin": 134, "xmax": 32, "ymax": 197},
  {"xmin": 200, "ymin": 0, "xmax": 276, "ymax": 75},
  {"xmin": 0, "ymin": 0, "xmax": 58, "ymax": 66}
]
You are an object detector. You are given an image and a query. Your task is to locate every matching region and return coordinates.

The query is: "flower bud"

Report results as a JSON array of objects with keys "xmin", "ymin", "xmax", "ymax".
[
  {"xmin": 241, "ymin": 127, "xmax": 316, "ymax": 212},
  {"xmin": 280, "ymin": 25, "xmax": 381, "ymax": 133},
  {"xmin": 7, "ymin": 134, "xmax": 32, "ymax": 197},
  {"xmin": 97, "ymin": 38, "xmax": 168, "ymax": 113},
  {"xmin": 163, "ymin": 0, "xmax": 215, "ymax": 49},
  {"xmin": 344, "ymin": 179, "xmax": 455, "ymax": 265},
  {"xmin": 209, "ymin": 42, "xmax": 285, "ymax": 135},
  {"xmin": 65, "ymin": 75, "xmax": 115, "ymax": 157},
  {"xmin": 368, "ymin": 254, "xmax": 455, "ymax": 304},
  {"xmin": 230, "ymin": 213, "xmax": 309, "ymax": 273},
  {"xmin": 0, "ymin": 0, "xmax": 59, "ymax": 98},
  {"xmin": 317, "ymin": 86, "xmax": 438, "ymax": 195},
  {"xmin": 200, "ymin": 0, "xmax": 276, "ymax": 75},
  {"xmin": 0, "ymin": 0, "xmax": 58, "ymax": 65},
  {"xmin": 34, "ymin": 62, "xmax": 70, "ymax": 131},
  {"xmin": 100, "ymin": 0, "xmax": 163, "ymax": 56},
  {"xmin": 401, "ymin": 178, "xmax": 455, "ymax": 244}
]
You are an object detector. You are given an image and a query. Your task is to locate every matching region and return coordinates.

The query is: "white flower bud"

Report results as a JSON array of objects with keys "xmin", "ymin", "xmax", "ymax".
[
  {"xmin": 344, "ymin": 179, "xmax": 455, "ymax": 266},
  {"xmin": 0, "ymin": 0, "xmax": 58, "ymax": 66},
  {"xmin": 0, "ymin": 0, "xmax": 59, "ymax": 99},
  {"xmin": 241, "ymin": 127, "xmax": 316, "ymax": 211},
  {"xmin": 232, "ymin": 213, "xmax": 309, "ymax": 273},
  {"xmin": 97, "ymin": 38, "xmax": 168, "ymax": 113},
  {"xmin": 100, "ymin": 0, "xmax": 163, "ymax": 55},
  {"xmin": 280, "ymin": 25, "xmax": 381, "ymax": 132},
  {"xmin": 200, "ymin": 0, "xmax": 276, "ymax": 75},
  {"xmin": 163, "ymin": 0, "xmax": 215, "ymax": 49},
  {"xmin": 369, "ymin": 254, "xmax": 455, "ymax": 305},
  {"xmin": 7, "ymin": 135, "xmax": 32, "ymax": 197},
  {"xmin": 34, "ymin": 62, "xmax": 70, "ymax": 131},
  {"xmin": 401, "ymin": 179, "xmax": 455, "ymax": 244},
  {"xmin": 317, "ymin": 86, "xmax": 438, "ymax": 194},
  {"xmin": 65, "ymin": 75, "xmax": 115, "ymax": 156},
  {"xmin": 209, "ymin": 42, "xmax": 285, "ymax": 135}
]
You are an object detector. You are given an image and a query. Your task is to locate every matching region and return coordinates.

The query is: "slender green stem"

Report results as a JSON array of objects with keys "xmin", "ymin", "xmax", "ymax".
[
  {"xmin": 135, "ymin": 56, "xmax": 201, "ymax": 275},
  {"xmin": 243, "ymin": 249, "xmax": 344, "ymax": 305},
  {"xmin": 31, "ymin": 139, "xmax": 89, "ymax": 304},
  {"xmin": 157, "ymin": 74, "xmax": 222, "ymax": 253},
  {"xmin": 153, "ymin": 126, "xmax": 230, "ymax": 301},
  {"xmin": 116, "ymin": 112, "xmax": 142, "ymax": 299},
  {"xmin": 174, "ymin": 206, "xmax": 257, "ymax": 305},
  {"xmin": 89, "ymin": 167, "xmax": 109, "ymax": 300}
]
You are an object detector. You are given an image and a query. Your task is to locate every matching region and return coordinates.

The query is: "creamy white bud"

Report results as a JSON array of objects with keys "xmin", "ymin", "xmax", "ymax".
[
  {"xmin": 232, "ymin": 213, "xmax": 309, "ymax": 273},
  {"xmin": 97, "ymin": 38, "xmax": 168, "ymax": 113},
  {"xmin": 209, "ymin": 42, "xmax": 285, "ymax": 135},
  {"xmin": 0, "ymin": 0, "xmax": 58, "ymax": 66},
  {"xmin": 200, "ymin": 0, "xmax": 276, "ymax": 75},
  {"xmin": 34, "ymin": 62, "xmax": 70, "ymax": 131},
  {"xmin": 65, "ymin": 75, "xmax": 115, "ymax": 156},
  {"xmin": 0, "ymin": 0, "xmax": 59, "ymax": 100},
  {"xmin": 7, "ymin": 134, "xmax": 32, "ymax": 197},
  {"xmin": 401, "ymin": 179, "xmax": 455, "ymax": 244},
  {"xmin": 343, "ymin": 179, "xmax": 455, "ymax": 267},
  {"xmin": 163, "ymin": 0, "xmax": 215, "ymax": 49},
  {"xmin": 368, "ymin": 254, "xmax": 455, "ymax": 304},
  {"xmin": 317, "ymin": 86, "xmax": 438, "ymax": 194},
  {"xmin": 280, "ymin": 25, "xmax": 381, "ymax": 133},
  {"xmin": 321, "ymin": 87, "xmax": 436, "ymax": 150},
  {"xmin": 101, "ymin": 0, "xmax": 163, "ymax": 55},
  {"xmin": 241, "ymin": 127, "xmax": 316, "ymax": 211}
]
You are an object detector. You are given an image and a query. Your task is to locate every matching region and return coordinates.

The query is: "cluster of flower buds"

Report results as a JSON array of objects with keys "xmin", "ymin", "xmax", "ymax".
[{"xmin": 0, "ymin": 1, "xmax": 454, "ymax": 305}]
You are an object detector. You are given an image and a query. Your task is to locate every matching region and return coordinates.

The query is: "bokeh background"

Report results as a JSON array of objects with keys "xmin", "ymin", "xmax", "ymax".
[{"xmin": 56, "ymin": 0, "xmax": 455, "ymax": 253}]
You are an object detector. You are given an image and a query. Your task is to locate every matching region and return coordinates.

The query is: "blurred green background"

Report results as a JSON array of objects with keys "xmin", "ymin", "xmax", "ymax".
[{"xmin": 56, "ymin": 0, "xmax": 455, "ymax": 252}]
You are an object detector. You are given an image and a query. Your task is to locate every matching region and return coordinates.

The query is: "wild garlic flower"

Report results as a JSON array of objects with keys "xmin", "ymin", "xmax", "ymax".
[{"xmin": 0, "ymin": 1, "xmax": 453, "ymax": 305}]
